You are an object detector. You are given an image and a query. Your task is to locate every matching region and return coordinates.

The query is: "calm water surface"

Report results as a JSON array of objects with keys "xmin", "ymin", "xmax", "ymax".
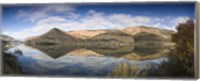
[{"xmin": 8, "ymin": 44, "xmax": 168, "ymax": 77}]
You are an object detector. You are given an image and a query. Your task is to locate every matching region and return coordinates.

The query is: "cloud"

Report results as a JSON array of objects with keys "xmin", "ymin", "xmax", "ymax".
[
  {"xmin": 36, "ymin": 16, "xmax": 67, "ymax": 25},
  {"xmin": 5, "ymin": 8, "xmax": 191, "ymax": 41},
  {"xmin": 15, "ymin": 4, "xmax": 76, "ymax": 23},
  {"xmin": 171, "ymin": 16, "xmax": 190, "ymax": 26}
]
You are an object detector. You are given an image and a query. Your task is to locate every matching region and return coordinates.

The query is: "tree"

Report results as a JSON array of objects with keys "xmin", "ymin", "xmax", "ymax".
[{"xmin": 157, "ymin": 19, "xmax": 195, "ymax": 77}]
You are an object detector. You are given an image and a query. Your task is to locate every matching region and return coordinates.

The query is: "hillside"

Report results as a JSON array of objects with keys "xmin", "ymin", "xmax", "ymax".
[
  {"xmin": 0, "ymin": 35, "xmax": 22, "ymax": 49},
  {"xmin": 65, "ymin": 26, "xmax": 174, "ymax": 42},
  {"xmin": 25, "ymin": 28, "xmax": 80, "ymax": 45},
  {"xmin": 0, "ymin": 35, "xmax": 14, "ymax": 41},
  {"xmin": 123, "ymin": 26, "xmax": 175, "ymax": 40},
  {"xmin": 67, "ymin": 29, "xmax": 106, "ymax": 39},
  {"xmin": 86, "ymin": 29, "xmax": 134, "ymax": 48},
  {"xmin": 25, "ymin": 26, "xmax": 174, "ymax": 50}
]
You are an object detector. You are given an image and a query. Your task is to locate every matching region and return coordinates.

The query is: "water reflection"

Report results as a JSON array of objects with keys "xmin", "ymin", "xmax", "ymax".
[
  {"xmin": 7, "ymin": 37, "xmax": 172, "ymax": 76},
  {"xmin": 24, "ymin": 41, "xmax": 168, "ymax": 61},
  {"xmin": 26, "ymin": 44, "xmax": 77, "ymax": 58}
]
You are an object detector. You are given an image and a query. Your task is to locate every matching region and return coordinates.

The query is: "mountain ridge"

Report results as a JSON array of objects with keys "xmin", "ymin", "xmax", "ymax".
[
  {"xmin": 65, "ymin": 26, "xmax": 175, "ymax": 40},
  {"xmin": 25, "ymin": 26, "xmax": 175, "ymax": 45}
]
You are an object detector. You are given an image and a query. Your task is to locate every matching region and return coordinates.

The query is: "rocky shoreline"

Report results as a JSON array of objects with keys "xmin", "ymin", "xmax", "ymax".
[
  {"xmin": 3, "ymin": 51, "xmax": 22, "ymax": 75},
  {"xmin": 1, "ymin": 35, "xmax": 22, "ymax": 75}
]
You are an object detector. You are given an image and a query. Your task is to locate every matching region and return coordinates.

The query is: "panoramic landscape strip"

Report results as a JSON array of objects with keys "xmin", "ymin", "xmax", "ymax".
[{"xmin": 0, "ymin": 3, "xmax": 196, "ymax": 78}]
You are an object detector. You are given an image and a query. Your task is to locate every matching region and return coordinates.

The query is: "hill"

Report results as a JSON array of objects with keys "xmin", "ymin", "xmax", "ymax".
[
  {"xmin": 67, "ymin": 29, "xmax": 106, "ymax": 39},
  {"xmin": 0, "ymin": 35, "xmax": 22, "ymax": 49},
  {"xmin": 25, "ymin": 28, "xmax": 80, "ymax": 45},
  {"xmin": 123, "ymin": 26, "xmax": 175, "ymax": 40},
  {"xmin": 87, "ymin": 29, "xmax": 134, "ymax": 47},
  {"xmin": 25, "ymin": 26, "xmax": 174, "ymax": 52},
  {"xmin": 65, "ymin": 26, "xmax": 174, "ymax": 42}
]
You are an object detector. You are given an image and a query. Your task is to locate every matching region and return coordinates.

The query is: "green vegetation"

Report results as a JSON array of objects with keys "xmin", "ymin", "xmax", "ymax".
[{"xmin": 156, "ymin": 19, "xmax": 195, "ymax": 77}]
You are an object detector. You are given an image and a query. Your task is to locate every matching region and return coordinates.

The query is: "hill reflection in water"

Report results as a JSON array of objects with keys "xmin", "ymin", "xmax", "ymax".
[
  {"xmin": 24, "ymin": 41, "xmax": 169, "ymax": 61},
  {"xmin": 8, "ymin": 44, "xmax": 169, "ymax": 76}
]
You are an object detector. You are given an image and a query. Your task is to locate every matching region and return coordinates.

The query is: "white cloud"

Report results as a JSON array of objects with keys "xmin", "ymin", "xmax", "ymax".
[
  {"xmin": 108, "ymin": 14, "xmax": 152, "ymax": 27},
  {"xmin": 87, "ymin": 9, "xmax": 104, "ymax": 16},
  {"xmin": 6, "ymin": 9, "xmax": 191, "ymax": 41},
  {"xmin": 171, "ymin": 16, "xmax": 190, "ymax": 26},
  {"xmin": 15, "ymin": 4, "xmax": 76, "ymax": 23},
  {"xmin": 36, "ymin": 16, "xmax": 67, "ymax": 25}
]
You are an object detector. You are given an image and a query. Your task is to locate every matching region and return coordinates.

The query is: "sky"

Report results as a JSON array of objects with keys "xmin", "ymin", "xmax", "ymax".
[{"xmin": 2, "ymin": 3, "xmax": 195, "ymax": 40}]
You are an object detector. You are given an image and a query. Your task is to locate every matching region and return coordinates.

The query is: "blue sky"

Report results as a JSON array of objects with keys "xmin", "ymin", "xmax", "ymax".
[{"xmin": 2, "ymin": 3, "xmax": 195, "ymax": 40}]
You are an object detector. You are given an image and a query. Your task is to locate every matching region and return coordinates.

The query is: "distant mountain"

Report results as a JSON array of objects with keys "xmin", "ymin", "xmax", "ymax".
[
  {"xmin": 0, "ymin": 35, "xmax": 22, "ymax": 49},
  {"xmin": 25, "ymin": 26, "xmax": 174, "ymax": 47},
  {"xmin": 25, "ymin": 28, "xmax": 80, "ymax": 45},
  {"xmin": 67, "ymin": 29, "xmax": 106, "ymax": 39},
  {"xmin": 24, "ymin": 26, "xmax": 175, "ymax": 58},
  {"xmin": 0, "ymin": 35, "xmax": 16, "ymax": 41},
  {"xmin": 66, "ymin": 26, "xmax": 174, "ymax": 41},
  {"xmin": 123, "ymin": 26, "xmax": 175, "ymax": 40},
  {"xmin": 25, "ymin": 36, "xmax": 39, "ymax": 41}
]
